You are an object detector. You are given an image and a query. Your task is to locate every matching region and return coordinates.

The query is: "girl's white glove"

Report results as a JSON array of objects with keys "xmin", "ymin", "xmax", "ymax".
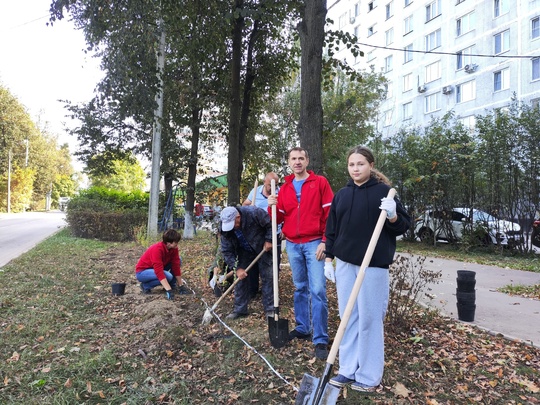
[
  {"xmin": 324, "ymin": 261, "xmax": 335, "ymax": 283},
  {"xmin": 379, "ymin": 197, "xmax": 397, "ymax": 219}
]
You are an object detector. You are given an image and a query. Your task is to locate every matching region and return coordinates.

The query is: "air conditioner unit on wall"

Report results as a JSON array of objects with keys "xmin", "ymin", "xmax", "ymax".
[
  {"xmin": 418, "ymin": 85, "xmax": 427, "ymax": 93},
  {"xmin": 464, "ymin": 64, "xmax": 478, "ymax": 73},
  {"xmin": 442, "ymin": 86, "xmax": 453, "ymax": 94}
]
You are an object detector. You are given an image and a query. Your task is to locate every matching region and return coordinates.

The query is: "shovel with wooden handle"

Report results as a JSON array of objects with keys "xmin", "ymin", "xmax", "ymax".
[
  {"xmin": 268, "ymin": 179, "xmax": 289, "ymax": 348},
  {"xmin": 295, "ymin": 188, "xmax": 396, "ymax": 405},
  {"xmin": 251, "ymin": 179, "xmax": 258, "ymax": 206},
  {"xmin": 202, "ymin": 249, "xmax": 265, "ymax": 325}
]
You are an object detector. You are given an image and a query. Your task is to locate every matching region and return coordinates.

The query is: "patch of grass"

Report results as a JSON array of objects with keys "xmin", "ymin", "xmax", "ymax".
[
  {"xmin": 498, "ymin": 283, "xmax": 540, "ymax": 299},
  {"xmin": 1, "ymin": 229, "xmax": 539, "ymax": 404}
]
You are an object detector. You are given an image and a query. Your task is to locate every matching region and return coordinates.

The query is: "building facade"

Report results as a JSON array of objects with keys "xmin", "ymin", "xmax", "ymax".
[{"xmin": 327, "ymin": 0, "xmax": 540, "ymax": 136}]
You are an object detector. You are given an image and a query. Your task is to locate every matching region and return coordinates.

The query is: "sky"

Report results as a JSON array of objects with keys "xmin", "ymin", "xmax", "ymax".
[{"xmin": 0, "ymin": 0, "xmax": 103, "ymax": 168}]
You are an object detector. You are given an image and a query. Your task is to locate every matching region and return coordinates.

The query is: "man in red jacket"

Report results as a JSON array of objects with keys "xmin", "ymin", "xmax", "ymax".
[
  {"xmin": 268, "ymin": 147, "xmax": 334, "ymax": 360},
  {"xmin": 135, "ymin": 229, "xmax": 186, "ymax": 300}
]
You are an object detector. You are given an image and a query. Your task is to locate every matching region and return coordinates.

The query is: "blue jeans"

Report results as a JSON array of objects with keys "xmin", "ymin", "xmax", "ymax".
[
  {"xmin": 287, "ymin": 239, "xmax": 328, "ymax": 345},
  {"xmin": 136, "ymin": 264, "xmax": 177, "ymax": 291}
]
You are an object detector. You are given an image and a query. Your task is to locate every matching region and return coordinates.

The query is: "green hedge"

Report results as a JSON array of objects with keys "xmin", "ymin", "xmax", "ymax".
[{"xmin": 66, "ymin": 187, "xmax": 148, "ymax": 241}]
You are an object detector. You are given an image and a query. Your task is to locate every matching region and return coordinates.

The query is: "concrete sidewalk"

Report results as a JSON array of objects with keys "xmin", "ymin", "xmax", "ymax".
[{"xmin": 401, "ymin": 254, "xmax": 540, "ymax": 348}]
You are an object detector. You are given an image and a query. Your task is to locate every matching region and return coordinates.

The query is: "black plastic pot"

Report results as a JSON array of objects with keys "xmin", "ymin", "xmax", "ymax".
[
  {"xmin": 457, "ymin": 270, "xmax": 476, "ymax": 280},
  {"xmin": 112, "ymin": 283, "xmax": 126, "ymax": 296},
  {"xmin": 457, "ymin": 303, "xmax": 476, "ymax": 322},
  {"xmin": 456, "ymin": 290, "xmax": 476, "ymax": 304},
  {"xmin": 456, "ymin": 278, "xmax": 476, "ymax": 292}
]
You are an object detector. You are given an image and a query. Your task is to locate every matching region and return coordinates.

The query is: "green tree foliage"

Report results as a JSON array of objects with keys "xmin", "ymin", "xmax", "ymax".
[
  {"xmin": 322, "ymin": 69, "xmax": 387, "ymax": 189},
  {"xmin": 88, "ymin": 155, "xmax": 146, "ymax": 193},
  {"xmin": 49, "ymin": 0, "xmax": 300, "ymax": 210},
  {"xmin": 0, "ymin": 85, "xmax": 77, "ymax": 212},
  {"xmin": 382, "ymin": 104, "xmax": 540, "ymax": 249}
]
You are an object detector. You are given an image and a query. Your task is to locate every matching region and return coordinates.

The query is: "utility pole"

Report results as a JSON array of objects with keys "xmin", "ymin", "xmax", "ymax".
[
  {"xmin": 7, "ymin": 149, "xmax": 11, "ymax": 213},
  {"xmin": 147, "ymin": 19, "xmax": 166, "ymax": 240}
]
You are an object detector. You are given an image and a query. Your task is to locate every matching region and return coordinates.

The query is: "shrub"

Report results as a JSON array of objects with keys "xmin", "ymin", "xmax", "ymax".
[
  {"xmin": 66, "ymin": 187, "xmax": 148, "ymax": 241},
  {"xmin": 386, "ymin": 254, "xmax": 442, "ymax": 332}
]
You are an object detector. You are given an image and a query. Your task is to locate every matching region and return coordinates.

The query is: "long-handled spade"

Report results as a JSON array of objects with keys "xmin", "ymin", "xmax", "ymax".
[
  {"xmin": 268, "ymin": 179, "xmax": 289, "ymax": 348},
  {"xmin": 202, "ymin": 249, "xmax": 265, "ymax": 325},
  {"xmin": 295, "ymin": 188, "xmax": 396, "ymax": 405}
]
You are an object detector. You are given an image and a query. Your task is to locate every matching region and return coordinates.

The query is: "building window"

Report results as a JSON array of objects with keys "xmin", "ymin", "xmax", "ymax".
[
  {"xmin": 532, "ymin": 17, "xmax": 540, "ymax": 40},
  {"xmin": 368, "ymin": 25, "xmax": 375, "ymax": 36},
  {"xmin": 354, "ymin": 2, "xmax": 360, "ymax": 16},
  {"xmin": 424, "ymin": 93, "xmax": 440, "ymax": 113},
  {"xmin": 386, "ymin": 81, "xmax": 394, "ymax": 98},
  {"xmin": 368, "ymin": 1, "xmax": 375, "ymax": 11},
  {"xmin": 367, "ymin": 50, "xmax": 376, "ymax": 62},
  {"xmin": 533, "ymin": 58, "xmax": 540, "ymax": 81},
  {"xmin": 494, "ymin": 68, "xmax": 510, "ymax": 91},
  {"xmin": 354, "ymin": 25, "xmax": 360, "ymax": 37},
  {"xmin": 403, "ymin": 73, "xmax": 413, "ymax": 92},
  {"xmin": 459, "ymin": 115, "xmax": 476, "ymax": 130},
  {"xmin": 386, "ymin": 28, "xmax": 394, "ymax": 45},
  {"xmin": 386, "ymin": 1, "xmax": 394, "ymax": 19},
  {"xmin": 457, "ymin": 11, "xmax": 475, "ymax": 36},
  {"xmin": 402, "ymin": 102, "xmax": 412, "ymax": 120},
  {"xmin": 338, "ymin": 12, "xmax": 347, "ymax": 29},
  {"xmin": 426, "ymin": 0, "xmax": 442, "ymax": 22},
  {"xmin": 383, "ymin": 109, "xmax": 393, "ymax": 126},
  {"xmin": 405, "ymin": 0, "xmax": 412, "ymax": 6},
  {"xmin": 425, "ymin": 60, "xmax": 441, "ymax": 83},
  {"xmin": 425, "ymin": 29, "xmax": 442, "ymax": 51},
  {"xmin": 456, "ymin": 0, "xmax": 466, "ymax": 4},
  {"xmin": 404, "ymin": 44, "xmax": 413, "ymax": 63},
  {"xmin": 456, "ymin": 80, "xmax": 476, "ymax": 103},
  {"xmin": 403, "ymin": 102, "xmax": 412, "ymax": 119},
  {"xmin": 457, "ymin": 45, "xmax": 475, "ymax": 70},
  {"xmin": 494, "ymin": 0, "xmax": 509, "ymax": 18},
  {"xmin": 384, "ymin": 55, "xmax": 393, "ymax": 72},
  {"xmin": 494, "ymin": 30, "xmax": 510, "ymax": 54},
  {"xmin": 404, "ymin": 15, "xmax": 413, "ymax": 35}
]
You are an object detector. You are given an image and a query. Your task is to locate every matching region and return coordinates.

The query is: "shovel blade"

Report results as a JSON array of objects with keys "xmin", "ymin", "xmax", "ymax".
[
  {"xmin": 268, "ymin": 317, "xmax": 289, "ymax": 348},
  {"xmin": 295, "ymin": 374, "xmax": 340, "ymax": 405}
]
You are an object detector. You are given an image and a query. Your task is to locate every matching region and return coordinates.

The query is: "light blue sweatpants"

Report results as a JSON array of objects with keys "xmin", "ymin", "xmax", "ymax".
[{"xmin": 335, "ymin": 258, "xmax": 389, "ymax": 387}]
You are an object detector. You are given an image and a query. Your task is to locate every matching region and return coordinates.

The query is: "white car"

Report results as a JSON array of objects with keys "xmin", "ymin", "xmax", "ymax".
[
  {"xmin": 58, "ymin": 196, "xmax": 70, "ymax": 211},
  {"xmin": 415, "ymin": 207, "xmax": 522, "ymax": 246}
]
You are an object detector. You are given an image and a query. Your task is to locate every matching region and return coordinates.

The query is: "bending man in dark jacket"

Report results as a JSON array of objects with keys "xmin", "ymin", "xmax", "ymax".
[{"xmin": 220, "ymin": 206, "xmax": 274, "ymax": 319}]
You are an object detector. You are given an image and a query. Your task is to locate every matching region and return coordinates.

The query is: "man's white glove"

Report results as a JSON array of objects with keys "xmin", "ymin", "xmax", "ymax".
[
  {"xmin": 379, "ymin": 196, "xmax": 397, "ymax": 219},
  {"xmin": 324, "ymin": 261, "xmax": 335, "ymax": 283}
]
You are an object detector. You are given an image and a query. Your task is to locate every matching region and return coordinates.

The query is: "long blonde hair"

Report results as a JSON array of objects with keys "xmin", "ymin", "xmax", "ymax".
[{"xmin": 347, "ymin": 145, "xmax": 392, "ymax": 186}]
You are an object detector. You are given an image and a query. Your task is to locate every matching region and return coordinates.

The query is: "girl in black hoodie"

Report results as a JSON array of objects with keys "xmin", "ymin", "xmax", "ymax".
[{"xmin": 324, "ymin": 145, "xmax": 410, "ymax": 393}]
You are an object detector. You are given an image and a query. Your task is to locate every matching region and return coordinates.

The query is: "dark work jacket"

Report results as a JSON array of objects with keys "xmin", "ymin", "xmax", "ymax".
[
  {"xmin": 221, "ymin": 206, "xmax": 272, "ymax": 270},
  {"xmin": 325, "ymin": 178, "xmax": 411, "ymax": 268}
]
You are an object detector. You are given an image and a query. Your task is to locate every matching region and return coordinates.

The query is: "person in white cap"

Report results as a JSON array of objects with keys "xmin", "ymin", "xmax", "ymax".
[{"xmin": 219, "ymin": 206, "xmax": 274, "ymax": 319}]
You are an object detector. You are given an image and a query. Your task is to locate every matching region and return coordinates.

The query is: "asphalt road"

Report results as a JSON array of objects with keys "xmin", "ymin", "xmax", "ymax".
[
  {"xmin": 0, "ymin": 211, "xmax": 66, "ymax": 268},
  {"xmin": 402, "ymin": 253, "xmax": 540, "ymax": 348}
]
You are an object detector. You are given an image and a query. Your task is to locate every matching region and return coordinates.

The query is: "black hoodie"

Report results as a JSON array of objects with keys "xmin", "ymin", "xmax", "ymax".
[{"xmin": 325, "ymin": 178, "xmax": 411, "ymax": 268}]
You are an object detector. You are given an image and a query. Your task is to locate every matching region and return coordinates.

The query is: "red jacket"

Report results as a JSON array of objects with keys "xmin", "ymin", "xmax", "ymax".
[
  {"xmin": 269, "ymin": 171, "xmax": 333, "ymax": 243},
  {"xmin": 135, "ymin": 242, "xmax": 181, "ymax": 281}
]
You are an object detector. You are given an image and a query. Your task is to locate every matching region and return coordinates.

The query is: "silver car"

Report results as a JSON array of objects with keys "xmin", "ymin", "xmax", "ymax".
[{"xmin": 415, "ymin": 207, "xmax": 522, "ymax": 246}]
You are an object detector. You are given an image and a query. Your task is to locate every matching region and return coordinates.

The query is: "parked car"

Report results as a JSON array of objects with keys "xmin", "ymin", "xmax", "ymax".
[
  {"xmin": 415, "ymin": 207, "xmax": 523, "ymax": 246},
  {"xmin": 58, "ymin": 196, "xmax": 70, "ymax": 211},
  {"xmin": 532, "ymin": 218, "xmax": 540, "ymax": 248},
  {"xmin": 203, "ymin": 205, "xmax": 215, "ymax": 219}
]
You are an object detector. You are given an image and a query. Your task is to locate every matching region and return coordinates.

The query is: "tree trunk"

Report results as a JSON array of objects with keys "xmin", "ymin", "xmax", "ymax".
[
  {"xmin": 297, "ymin": 0, "xmax": 326, "ymax": 174},
  {"xmin": 237, "ymin": 20, "xmax": 260, "ymax": 198},
  {"xmin": 227, "ymin": 0, "xmax": 244, "ymax": 206},
  {"xmin": 183, "ymin": 106, "xmax": 201, "ymax": 239}
]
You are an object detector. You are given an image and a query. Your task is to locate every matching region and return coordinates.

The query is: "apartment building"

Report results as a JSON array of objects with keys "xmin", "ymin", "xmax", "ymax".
[{"xmin": 327, "ymin": 0, "xmax": 540, "ymax": 136}]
